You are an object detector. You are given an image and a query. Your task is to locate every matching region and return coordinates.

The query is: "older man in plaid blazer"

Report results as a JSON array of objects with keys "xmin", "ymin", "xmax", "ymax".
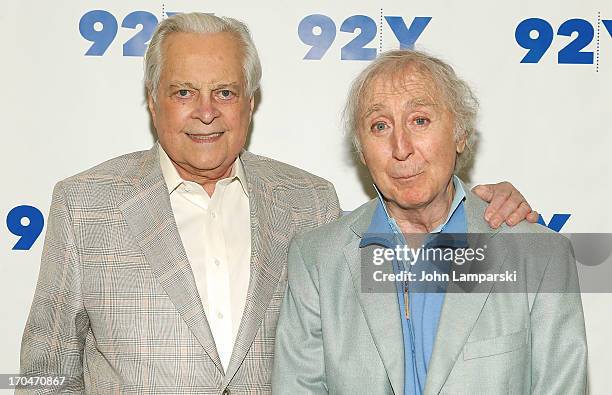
[{"xmin": 20, "ymin": 13, "xmax": 538, "ymax": 394}]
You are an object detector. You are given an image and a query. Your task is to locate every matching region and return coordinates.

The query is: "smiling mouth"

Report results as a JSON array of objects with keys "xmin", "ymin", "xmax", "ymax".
[{"xmin": 186, "ymin": 132, "xmax": 224, "ymax": 143}]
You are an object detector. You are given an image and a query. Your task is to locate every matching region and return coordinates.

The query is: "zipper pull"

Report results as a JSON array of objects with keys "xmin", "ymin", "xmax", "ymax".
[{"xmin": 404, "ymin": 286, "xmax": 410, "ymax": 320}]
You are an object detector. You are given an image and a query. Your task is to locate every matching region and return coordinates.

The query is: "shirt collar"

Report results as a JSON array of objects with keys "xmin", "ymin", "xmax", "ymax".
[
  {"xmin": 429, "ymin": 175, "xmax": 466, "ymax": 233},
  {"xmin": 157, "ymin": 142, "xmax": 249, "ymax": 197},
  {"xmin": 361, "ymin": 175, "xmax": 466, "ymax": 248}
]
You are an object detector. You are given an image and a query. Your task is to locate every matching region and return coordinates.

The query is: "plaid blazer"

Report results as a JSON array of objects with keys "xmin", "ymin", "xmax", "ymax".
[{"xmin": 20, "ymin": 147, "xmax": 341, "ymax": 394}]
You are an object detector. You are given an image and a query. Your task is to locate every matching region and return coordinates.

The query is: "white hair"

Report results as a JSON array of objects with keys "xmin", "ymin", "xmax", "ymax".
[
  {"xmin": 343, "ymin": 49, "xmax": 479, "ymax": 172},
  {"xmin": 144, "ymin": 13, "xmax": 262, "ymax": 101}
]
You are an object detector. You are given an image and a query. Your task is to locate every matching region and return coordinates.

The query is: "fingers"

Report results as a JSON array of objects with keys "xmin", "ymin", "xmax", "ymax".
[
  {"xmin": 505, "ymin": 200, "xmax": 533, "ymax": 226},
  {"xmin": 471, "ymin": 184, "xmax": 494, "ymax": 204},
  {"xmin": 489, "ymin": 189, "xmax": 522, "ymax": 228},
  {"xmin": 526, "ymin": 210, "xmax": 540, "ymax": 223},
  {"xmin": 473, "ymin": 182, "xmax": 539, "ymax": 228},
  {"xmin": 478, "ymin": 182, "xmax": 513, "ymax": 225}
]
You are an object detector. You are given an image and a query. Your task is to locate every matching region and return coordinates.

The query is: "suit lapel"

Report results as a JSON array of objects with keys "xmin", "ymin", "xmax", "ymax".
[
  {"xmin": 343, "ymin": 201, "xmax": 405, "ymax": 395},
  {"xmin": 117, "ymin": 147, "xmax": 223, "ymax": 372},
  {"xmin": 423, "ymin": 186, "xmax": 508, "ymax": 394},
  {"xmin": 223, "ymin": 152, "xmax": 293, "ymax": 385}
]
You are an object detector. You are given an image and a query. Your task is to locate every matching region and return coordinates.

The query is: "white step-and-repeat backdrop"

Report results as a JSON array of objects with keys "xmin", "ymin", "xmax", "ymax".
[{"xmin": 3, "ymin": 0, "xmax": 611, "ymax": 392}]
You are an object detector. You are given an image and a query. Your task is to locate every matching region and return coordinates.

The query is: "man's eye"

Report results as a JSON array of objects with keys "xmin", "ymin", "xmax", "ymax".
[
  {"xmin": 371, "ymin": 122, "xmax": 388, "ymax": 133},
  {"xmin": 177, "ymin": 89, "xmax": 191, "ymax": 98},
  {"xmin": 414, "ymin": 117, "xmax": 429, "ymax": 126},
  {"xmin": 217, "ymin": 89, "xmax": 235, "ymax": 100}
]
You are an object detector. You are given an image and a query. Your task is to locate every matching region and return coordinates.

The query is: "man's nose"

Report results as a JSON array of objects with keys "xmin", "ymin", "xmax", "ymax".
[
  {"xmin": 193, "ymin": 96, "xmax": 221, "ymax": 124},
  {"xmin": 391, "ymin": 128, "xmax": 414, "ymax": 161}
]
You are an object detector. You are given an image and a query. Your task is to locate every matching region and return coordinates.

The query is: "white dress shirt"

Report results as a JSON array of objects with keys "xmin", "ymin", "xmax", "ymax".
[{"xmin": 158, "ymin": 143, "xmax": 251, "ymax": 372}]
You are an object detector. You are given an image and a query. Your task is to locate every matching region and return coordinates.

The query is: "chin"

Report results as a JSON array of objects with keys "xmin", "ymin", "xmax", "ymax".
[
  {"xmin": 395, "ymin": 199, "xmax": 429, "ymax": 210},
  {"xmin": 201, "ymin": 159, "xmax": 231, "ymax": 172},
  {"xmin": 182, "ymin": 153, "xmax": 220, "ymax": 168},
  {"xmin": 392, "ymin": 189, "xmax": 433, "ymax": 209}
]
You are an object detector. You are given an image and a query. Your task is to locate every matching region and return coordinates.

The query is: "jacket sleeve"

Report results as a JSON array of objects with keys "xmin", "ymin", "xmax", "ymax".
[
  {"xmin": 19, "ymin": 182, "xmax": 89, "ymax": 394},
  {"xmin": 530, "ymin": 236, "xmax": 587, "ymax": 394},
  {"xmin": 272, "ymin": 236, "xmax": 328, "ymax": 394}
]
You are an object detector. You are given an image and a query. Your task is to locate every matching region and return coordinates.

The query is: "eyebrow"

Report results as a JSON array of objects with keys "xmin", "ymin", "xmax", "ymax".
[
  {"xmin": 208, "ymin": 82, "xmax": 241, "ymax": 91},
  {"xmin": 363, "ymin": 104, "xmax": 383, "ymax": 120},
  {"xmin": 168, "ymin": 81, "xmax": 200, "ymax": 90}
]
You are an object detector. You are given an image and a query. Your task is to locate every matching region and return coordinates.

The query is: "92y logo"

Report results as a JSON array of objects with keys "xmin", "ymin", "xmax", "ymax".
[
  {"xmin": 538, "ymin": 214, "xmax": 571, "ymax": 232},
  {"xmin": 6, "ymin": 205, "xmax": 44, "ymax": 250},
  {"xmin": 515, "ymin": 17, "xmax": 612, "ymax": 64},
  {"xmin": 79, "ymin": 10, "xmax": 181, "ymax": 56},
  {"xmin": 298, "ymin": 14, "xmax": 431, "ymax": 60}
]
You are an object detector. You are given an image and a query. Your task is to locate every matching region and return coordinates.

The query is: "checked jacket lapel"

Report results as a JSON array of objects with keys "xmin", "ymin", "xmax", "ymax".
[{"xmin": 117, "ymin": 147, "xmax": 224, "ymax": 373}]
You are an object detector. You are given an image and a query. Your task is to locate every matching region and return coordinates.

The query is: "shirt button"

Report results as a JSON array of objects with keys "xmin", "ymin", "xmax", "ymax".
[
  {"xmin": 222, "ymin": 389, "xmax": 230, "ymax": 395},
  {"xmin": 217, "ymin": 311, "xmax": 224, "ymax": 319},
  {"xmin": 214, "ymin": 258, "xmax": 221, "ymax": 267},
  {"xmin": 210, "ymin": 211, "xmax": 217, "ymax": 219}
]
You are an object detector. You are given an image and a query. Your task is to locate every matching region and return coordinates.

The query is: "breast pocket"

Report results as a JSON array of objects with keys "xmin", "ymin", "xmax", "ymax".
[{"xmin": 463, "ymin": 328, "xmax": 528, "ymax": 360}]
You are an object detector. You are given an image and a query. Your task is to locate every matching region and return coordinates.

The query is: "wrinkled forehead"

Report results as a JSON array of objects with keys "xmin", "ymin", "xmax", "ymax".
[
  {"xmin": 359, "ymin": 64, "xmax": 446, "ymax": 113},
  {"xmin": 160, "ymin": 31, "xmax": 247, "ymax": 77}
]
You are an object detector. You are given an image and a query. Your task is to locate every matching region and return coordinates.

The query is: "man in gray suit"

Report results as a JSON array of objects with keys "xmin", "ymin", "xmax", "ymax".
[
  {"xmin": 21, "ymin": 14, "xmax": 539, "ymax": 394},
  {"xmin": 273, "ymin": 50, "xmax": 587, "ymax": 394}
]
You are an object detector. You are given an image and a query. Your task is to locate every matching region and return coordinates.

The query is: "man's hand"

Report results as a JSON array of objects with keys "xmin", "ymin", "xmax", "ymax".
[{"xmin": 471, "ymin": 182, "xmax": 539, "ymax": 229}]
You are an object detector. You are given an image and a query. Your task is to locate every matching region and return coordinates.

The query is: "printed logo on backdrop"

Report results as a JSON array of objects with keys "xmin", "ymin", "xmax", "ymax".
[
  {"xmin": 77, "ymin": 10, "xmax": 612, "ymax": 67},
  {"xmin": 78, "ymin": 9, "xmax": 432, "ymax": 60},
  {"xmin": 297, "ymin": 12, "xmax": 431, "ymax": 60},
  {"xmin": 515, "ymin": 12, "xmax": 612, "ymax": 71},
  {"xmin": 538, "ymin": 214, "xmax": 571, "ymax": 232},
  {"xmin": 79, "ymin": 9, "xmax": 184, "ymax": 56},
  {"xmin": 6, "ymin": 206, "xmax": 44, "ymax": 251}
]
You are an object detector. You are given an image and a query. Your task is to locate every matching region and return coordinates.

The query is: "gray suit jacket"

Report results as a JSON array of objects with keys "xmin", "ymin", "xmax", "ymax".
[
  {"xmin": 272, "ymin": 186, "xmax": 587, "ymax": 394},
  {"xmin": 20, "ymin": 147, "xmax": 340, "ymax": 394}
]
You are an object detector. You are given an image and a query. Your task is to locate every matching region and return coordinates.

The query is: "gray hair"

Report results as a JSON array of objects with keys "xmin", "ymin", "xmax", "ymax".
[
  {"xmin": 144, "ymin": 13, "xmax": 262, "ymax": 101},
  {"xmin": 343, "ymin": 49, "xmax": 479, "ymax": 172}
]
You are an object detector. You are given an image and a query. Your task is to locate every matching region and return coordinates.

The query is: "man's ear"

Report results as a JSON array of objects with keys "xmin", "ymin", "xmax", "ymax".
[
  {"xmin": 359, "ymin": 151, "xmax": 366, "ymax": 166},
  {"xmin": 147, "ymin": 91, "xmax": 157, "ymax": 125},
  {"xmin": 355, "ymin": 134, "xmax": 367, "ymax": 165},
  {"xmin": 456, "ymin": 131, "xmax": 467, "ymax": 154}
]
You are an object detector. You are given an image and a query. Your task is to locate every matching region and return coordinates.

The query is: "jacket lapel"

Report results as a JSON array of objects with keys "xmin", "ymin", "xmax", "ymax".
[
  {"xmin": 423, "ymin": 185, "xmax": 509, "ymax": 394},
  {"xmin": 117, "ymin": 147, "xmax": 223, "ymax": 372},
  {"xmin": 223, "ymin": 151, "xmax": 293, "ymax": 385},
  {"xmin": 343, "ymin": 200, "xmax": 405, "ymax": 395}
]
